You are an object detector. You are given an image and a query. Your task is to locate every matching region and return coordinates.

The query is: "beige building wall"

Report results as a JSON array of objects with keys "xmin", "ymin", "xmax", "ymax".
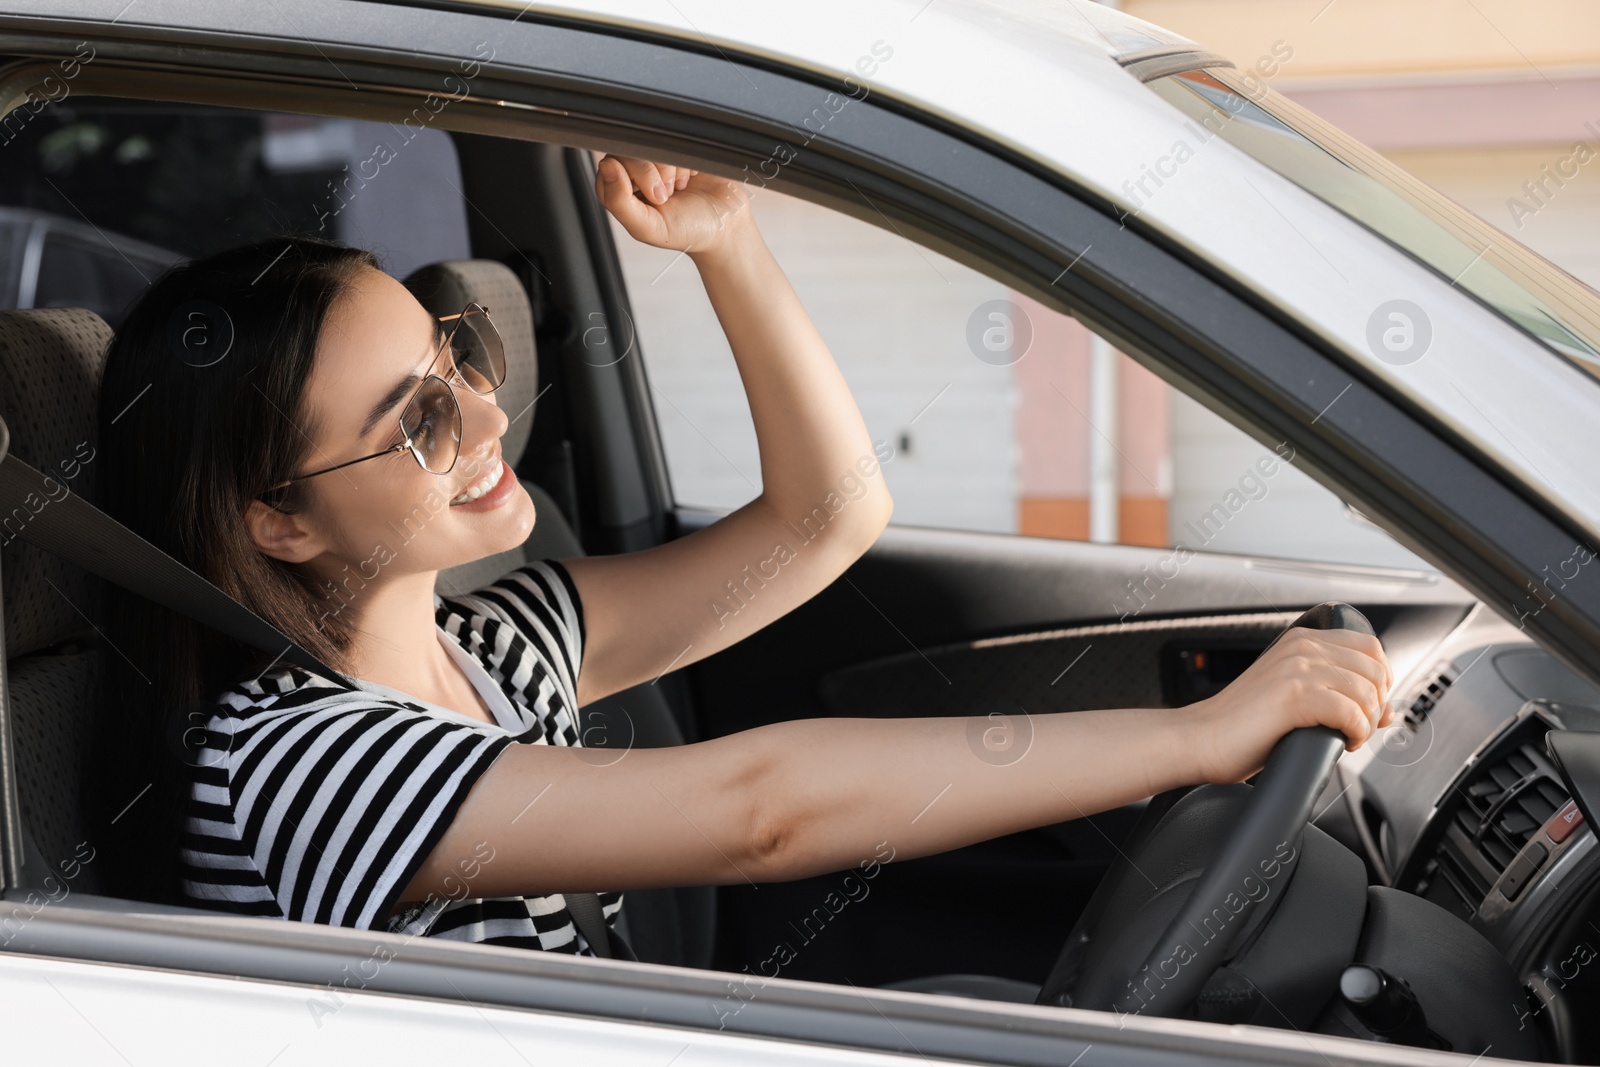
[{"xmin": 1123, "ymin": 0, "xmax": 1600, "ymax": 79}]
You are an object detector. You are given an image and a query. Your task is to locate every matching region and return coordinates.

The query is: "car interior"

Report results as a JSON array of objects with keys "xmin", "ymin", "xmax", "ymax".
[{"xmin": 3, "ymin": 91, "xmax": 1600, "ymax": 1063}]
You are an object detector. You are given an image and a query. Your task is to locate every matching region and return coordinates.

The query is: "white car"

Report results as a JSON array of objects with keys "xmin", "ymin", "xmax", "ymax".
[{"xmin": 2, "ymin": 1, "xmax": 1599, "ymax": 1064}]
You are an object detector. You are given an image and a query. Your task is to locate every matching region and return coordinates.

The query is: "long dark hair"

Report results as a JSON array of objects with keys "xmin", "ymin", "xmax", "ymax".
[{"xmin": 87, "ymin": 236, "xmax": 378, "ymax": 905}]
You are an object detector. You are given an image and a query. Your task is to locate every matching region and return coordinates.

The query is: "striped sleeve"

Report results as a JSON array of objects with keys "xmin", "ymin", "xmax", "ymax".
[{"xmin": 221, "ymin": 695, "xmax": 515, "ymax": 931}]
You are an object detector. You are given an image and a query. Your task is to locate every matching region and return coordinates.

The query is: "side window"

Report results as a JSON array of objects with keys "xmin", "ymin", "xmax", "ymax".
[
  {"xmin": 0, "ymin": 101, "xmax": 471, "ymax": 317},
  {"xmin": 611, "ymin": 180, "xmax": 1432, "ymax": 569}
]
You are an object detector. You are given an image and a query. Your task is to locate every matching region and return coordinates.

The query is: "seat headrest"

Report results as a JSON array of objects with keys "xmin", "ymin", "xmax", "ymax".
[
  {"xmin": 403, "ymin": 260, "xmax": 540, "ymax": 468},
  {"xmin": 0, "ymin": 308, "xmax": 112, "ymax": 658}
]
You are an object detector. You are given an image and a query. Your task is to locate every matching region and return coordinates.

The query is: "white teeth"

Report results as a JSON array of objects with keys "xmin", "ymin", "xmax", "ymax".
[{"xmin": 450, "ymin": 458, "xmax": 504, "ymax": 505}]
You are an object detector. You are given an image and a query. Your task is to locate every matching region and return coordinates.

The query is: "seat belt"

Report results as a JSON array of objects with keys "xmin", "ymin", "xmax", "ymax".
[
  {"xmin": 0, "ymin": 450, "xmax": 638, "ymax": 961},
  {"xmin": 565, "ymin": 888, "xmax": 637, "ymax": 961},
  {"xmin": 0, "ymin": 451, "xmax": 341, "ymax": 679}
]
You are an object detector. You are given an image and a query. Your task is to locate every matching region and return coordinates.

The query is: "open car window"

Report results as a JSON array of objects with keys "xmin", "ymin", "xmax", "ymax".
[{"xmin": 611, "ymin": 181, "xmax": 1435, "ymax": 572}]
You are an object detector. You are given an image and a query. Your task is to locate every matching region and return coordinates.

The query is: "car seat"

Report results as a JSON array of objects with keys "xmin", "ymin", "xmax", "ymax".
[
  {"xmin": 0, "ymin": 308, "xmax": 118, "ymax": 901},
  {"xmin": 0, "ymin": 306, "xmax": 239, "ymax": 922}
]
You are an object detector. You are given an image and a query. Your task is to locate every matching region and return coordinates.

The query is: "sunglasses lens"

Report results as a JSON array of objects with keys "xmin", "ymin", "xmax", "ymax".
[
  {"xmin": 449, "ymin": 308, "xmax": 506, "ymax": 395},
  {"xmin": 401, "ymin": 377, "xmax": 462, "ymax": 473}
]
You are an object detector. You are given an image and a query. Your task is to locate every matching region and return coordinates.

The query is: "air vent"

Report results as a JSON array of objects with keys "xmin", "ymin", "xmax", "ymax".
[
  {"xmin": 1411, "ymin": 716, "xmax": 1570, "ymax": 920},
  {"xmin": 1404, "ymin": 666, "xmax": 1457, "ymax": 730},
  {"xmin": 1454, "ymin": 742, "xmax": 1570, "ymax": 872}
]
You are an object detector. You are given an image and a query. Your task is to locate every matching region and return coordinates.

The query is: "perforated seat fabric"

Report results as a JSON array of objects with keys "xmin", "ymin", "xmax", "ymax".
[
  {"xmin": 0, "ymin": 308, "xmax": 109, "ymax": 657},
  {"xmin": 8, "ymin": 647, "xmax": 104, "ymax": 895},
  {"xmin": 0, "ymin": 308, "xmax": 113, "ymax": 896},
  {"xmin": 405, "ymin": 260, "xmax": 714, "ymax": 969}
]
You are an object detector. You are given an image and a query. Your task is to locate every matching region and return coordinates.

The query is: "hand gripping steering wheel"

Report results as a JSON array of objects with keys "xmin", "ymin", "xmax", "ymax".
[{"xmin": 1035, "ymin": 601, "xmax": 1373, "ymax": 1017}]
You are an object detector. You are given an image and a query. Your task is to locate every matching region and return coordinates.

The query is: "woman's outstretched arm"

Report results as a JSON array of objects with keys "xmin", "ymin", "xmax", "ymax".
[
  {"xmin": 394, "ymin": 625, "xmax": 1393, "ymax": 906},
  {"xmin": 561, "ymin": 155, "xmax": 893, "ymax": 707}
]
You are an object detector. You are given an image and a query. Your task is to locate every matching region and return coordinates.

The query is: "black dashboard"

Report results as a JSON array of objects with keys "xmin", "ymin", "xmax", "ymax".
[{"xmin": 1333, "ymin": 603, "xmax": 1600, "ymax": 1062}]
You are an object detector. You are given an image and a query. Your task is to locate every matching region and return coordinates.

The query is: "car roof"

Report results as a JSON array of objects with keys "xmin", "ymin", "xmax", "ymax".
[
  {"xmin": 420, "ymin": 0, "xmax": 1215, "ymax": 203},
  {"xmin": 449, "ymin": 0, "xmax": 1200, "ymax": 67}
]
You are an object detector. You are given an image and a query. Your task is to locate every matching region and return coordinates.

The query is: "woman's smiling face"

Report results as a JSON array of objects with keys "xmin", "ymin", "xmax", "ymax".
[{"xmin": 245, "ymin": 265, "xmax": 535, "ymax": 588}]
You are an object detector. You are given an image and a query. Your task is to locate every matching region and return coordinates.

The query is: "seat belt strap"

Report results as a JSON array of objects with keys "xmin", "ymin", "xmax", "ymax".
[
  {"xmin": 0, "ymin": 453, "xmax": 342, "ymax": 680},
  {"xmin": 564, "ymin": 889, "xmax": 637, "ymax": 961}
]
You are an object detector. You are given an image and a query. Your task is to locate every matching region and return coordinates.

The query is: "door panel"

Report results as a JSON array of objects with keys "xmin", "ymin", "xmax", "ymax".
[
  {"xmin": 822, "ymin": 612, "xmax": 1296, "ymax": 718},
  {"xmin": 677, "ymin": 506, "xmax": 1472, "ymax": 733}
]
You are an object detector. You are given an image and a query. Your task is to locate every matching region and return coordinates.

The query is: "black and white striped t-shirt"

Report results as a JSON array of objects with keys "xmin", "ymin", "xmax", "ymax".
[{"xmin": 178, "ymin": 559, "xmax": 624, "ymax": 954}]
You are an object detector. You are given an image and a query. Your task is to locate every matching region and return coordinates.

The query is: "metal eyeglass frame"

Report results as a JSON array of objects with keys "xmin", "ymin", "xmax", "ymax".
[{"xmin": 260, "ymin": 302, "xmax": 503, "ymax": 500}]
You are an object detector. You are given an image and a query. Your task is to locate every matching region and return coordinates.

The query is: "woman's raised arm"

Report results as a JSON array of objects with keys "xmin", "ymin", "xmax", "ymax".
[{"xmin": 560, "ymin": 155, "xmax": 893, "ymax": 707}]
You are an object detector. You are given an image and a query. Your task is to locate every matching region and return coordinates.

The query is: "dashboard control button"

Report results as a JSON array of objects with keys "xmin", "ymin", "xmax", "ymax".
[
  {"xmin": 1500, "ymin": 842, "xmax": 1549, "ymax": 901},
  {"xmin": 1547, "ymin": 799, "xmax": 1585, "ymax": 844}
]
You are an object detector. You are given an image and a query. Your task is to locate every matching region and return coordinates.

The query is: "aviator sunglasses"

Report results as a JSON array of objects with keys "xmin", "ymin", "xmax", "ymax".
[{"xmin": 262, "ymin": 302, "xmax": 506, "ymax": 501}]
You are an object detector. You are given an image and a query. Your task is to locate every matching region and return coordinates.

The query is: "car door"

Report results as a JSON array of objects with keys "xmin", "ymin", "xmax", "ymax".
[
  {"xmin": 2, "ymin": 4, "xmax": 1594, "ymax": 1066},
  {"xmin": 0, "ymin": 50, "xmax": 1446, "ymax": 1005}
]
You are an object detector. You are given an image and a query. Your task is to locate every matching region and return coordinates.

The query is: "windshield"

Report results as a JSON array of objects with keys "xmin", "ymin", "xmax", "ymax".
[{"xmin": 1146, "ymin": 68, "xmax": 1600, "ymax": 376}]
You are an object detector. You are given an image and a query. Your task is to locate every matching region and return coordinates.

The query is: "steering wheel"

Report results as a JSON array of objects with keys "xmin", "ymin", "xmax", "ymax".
[{"xmin": 1035, "ymin": 601, "xmax": 1372, "ymax": 1016}]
